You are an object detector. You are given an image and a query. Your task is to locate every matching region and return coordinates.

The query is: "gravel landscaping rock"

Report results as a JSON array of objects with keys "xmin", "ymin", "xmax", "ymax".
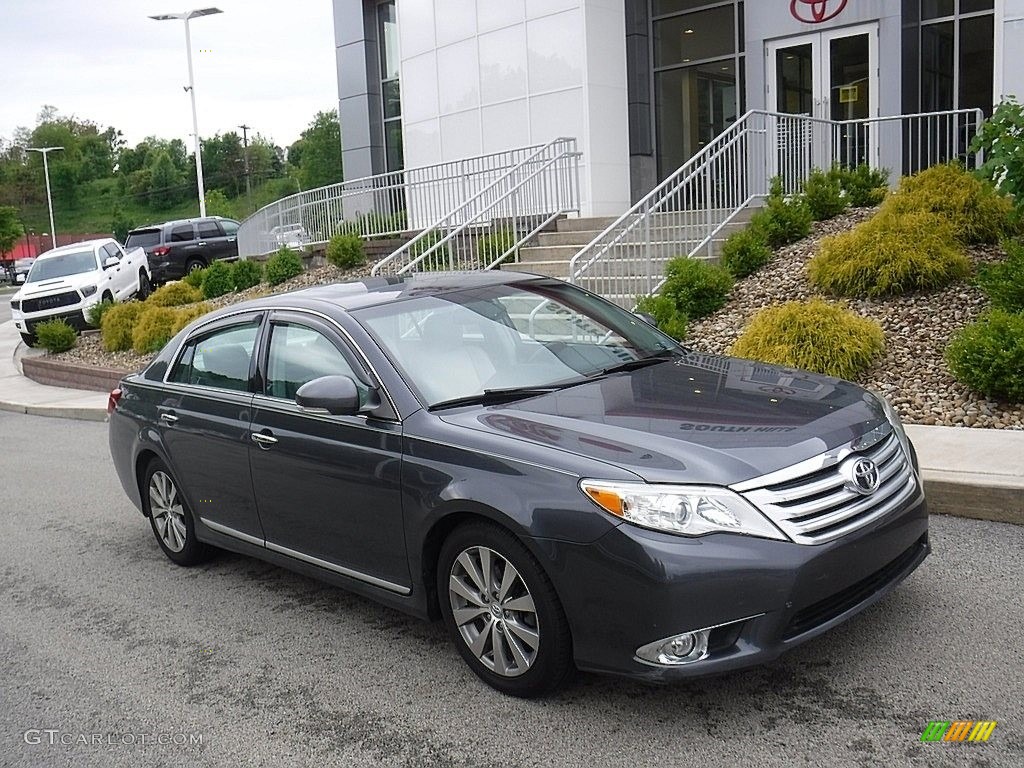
[{"xmin": 688, "ymin": 207, "xmax": 1024, "ymax": 429}]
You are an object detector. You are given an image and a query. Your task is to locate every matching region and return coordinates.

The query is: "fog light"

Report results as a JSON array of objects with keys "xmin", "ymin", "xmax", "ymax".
[{"xmin": 636, "ymin": 629, "xmax": 709, "ymax": 666}]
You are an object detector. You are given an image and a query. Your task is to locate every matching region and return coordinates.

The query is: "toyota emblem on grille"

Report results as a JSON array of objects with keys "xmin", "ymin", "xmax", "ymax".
[{"xmin": 841, "ymin": 457, "xmax": 880, "ymax": 495}]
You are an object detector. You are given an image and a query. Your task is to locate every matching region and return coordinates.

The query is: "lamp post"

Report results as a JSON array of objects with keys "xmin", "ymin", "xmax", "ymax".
[
  {"xmin": 150, "ymin": 7, "xmax": 223, "ymax": 218},
  {"xmin": 25, "ymin": 146, "xmax": 63, "ymax": 249}
]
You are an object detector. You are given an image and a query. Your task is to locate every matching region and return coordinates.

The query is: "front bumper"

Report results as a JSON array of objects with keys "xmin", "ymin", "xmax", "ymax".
[
  {"xmin": 535, "ymin": 487, "xmax": 928, "ymax": 682},
  {"xmin": 14, "ymin": 306, "xmax": 92, "ymax": 334}
]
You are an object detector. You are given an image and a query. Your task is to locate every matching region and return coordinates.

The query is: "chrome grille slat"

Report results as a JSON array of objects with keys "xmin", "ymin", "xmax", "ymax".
[{"xmin": 736, "ymin": 432, "xmax": 919, "ymax": 545}]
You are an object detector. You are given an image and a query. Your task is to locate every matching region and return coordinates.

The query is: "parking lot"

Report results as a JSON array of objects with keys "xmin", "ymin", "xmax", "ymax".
[{"xmin": 1, "ymin": 409, "xmax": 1021, "ymax": 767}]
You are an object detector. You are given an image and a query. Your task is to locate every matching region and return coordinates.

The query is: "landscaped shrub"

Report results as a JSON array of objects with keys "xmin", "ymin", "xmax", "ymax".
[
  {"xmin": 834, "ymin": 164, "xmax": 889, "ymax": 207},
  {"xmin": 264, "ymin": 247, "xmax": 304, "ymax": 286},
  {"xmin": 976, "ymin": 239, "xmax": 1024, "ymax": 313},
  {"xmin": 882, "ymin": 163, "xmax": 1014, "ymax": 244},
  {"xmin": 731, "ymin": 299, "xmax": 885, "ymax": 380},
  {"xmin": 86, "ymin": 298, "xmax": 117, "ymax": 328},
  {"xmin": 200, "ymin": 260, "xmax": 234, "ymax": 299},
  {"xmin": 325, "ymin": 233, "xmax": 366, "ymax": 269},
  {"xmin": 34, "ymin": 318, "xmax": 77, "ymax": 353},
  {"xmin": 750, "ymin": 179, "xmax": 813, "ymax": 248},
  {"xmin": 808, "ymin": 210, "xmax": 971, "ymax": 298},
  {"xmin": 634, "ymin": 294, "xmax": 688, "ymax": 340},
  {"xmin": 171, "ymin": 302, "xmax": 213, "ymax": 335},
  {"xmin": 231, "ymin": 259, "xmax": 262, "ymax": 291},
  {"xmin": 971, "ymin": 97, "xmax": 1024, "ymax": 204},
  {"xmin": 721, "ymin": 228, "xmax": 772, "ymax": 278},
  {"xmin": 132, "ymin": 306, "xmax": 178, "ymax": 354},
  {"xmin": 661, "ymin": 257, "xmax": 734, "ymax": 320},
  {"xmin": 946, "ymin": 309, "xmax": 1024, "ymax": 403},
  {"xmin": 147, "ymin": 281, "xmax": 203, "ymax": 307},
  {"xmin": 182, "ymin": 267, "xmax": 206, "ymax": 288},
  {"xmin": 804, "ymin": 168, "xmax": 847, "ymax": 221},
  {"xmin": 101, "ymin": 302, "xmax": 147, "ymax": 352},
  {"xmin": 476, "ymin": 228, "xmax": 517, "ymax": 266}
]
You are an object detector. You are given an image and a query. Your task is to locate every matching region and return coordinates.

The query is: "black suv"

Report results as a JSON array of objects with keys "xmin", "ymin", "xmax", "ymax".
[{"xmin": 125, "ymin": 217, "xmax": 240, "ymax": 284}]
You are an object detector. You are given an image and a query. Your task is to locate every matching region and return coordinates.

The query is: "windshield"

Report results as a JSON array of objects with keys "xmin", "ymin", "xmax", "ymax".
[
  {"xmin": 26, "ymin": 251, "xmax": 98, "ymax": 282},
  {"xmin": 355, "ymin": 281, "xmax": 678, "ymax": 407}
]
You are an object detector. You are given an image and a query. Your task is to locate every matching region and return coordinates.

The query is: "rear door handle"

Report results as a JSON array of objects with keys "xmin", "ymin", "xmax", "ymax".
[
  {"xmin": 251, "ymin": 432, "xmax": 278, "ymax": 448},
  {"xmin": 159, "ymin": 413, "xmax": 179, "ymax": 425}
]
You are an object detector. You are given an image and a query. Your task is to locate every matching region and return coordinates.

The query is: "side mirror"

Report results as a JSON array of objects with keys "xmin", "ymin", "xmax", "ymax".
[
  {"xmin": 295, "ymin": 375, "xmax": 362, "ymax": 416},
  {"xmin": 635, "ymin": 312, "xmax": 657, "ymax": 327},
  {"xmin": 103, "ymin": 256, "xmax": 120, "ymax": 269}
]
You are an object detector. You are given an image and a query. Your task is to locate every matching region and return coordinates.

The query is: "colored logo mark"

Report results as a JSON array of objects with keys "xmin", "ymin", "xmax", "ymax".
[
  {"xmin": 920, "ymin": 721, "xmax": 997, "ymax": 742},
  {"xmin": 790, "ymin": 0, "xmax": 848, "ymax": 24}
]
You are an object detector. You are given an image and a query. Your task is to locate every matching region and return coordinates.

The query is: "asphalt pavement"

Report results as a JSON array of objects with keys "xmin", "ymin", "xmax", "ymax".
[{"xmin": 0, "ymin": 410, "xmax": 1021, "ymax": 768}]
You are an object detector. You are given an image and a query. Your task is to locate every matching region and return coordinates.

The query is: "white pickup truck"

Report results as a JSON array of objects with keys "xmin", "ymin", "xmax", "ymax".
[{"xmin": 10, "ymin": 238, "xmax": 152, "ymax": 347}]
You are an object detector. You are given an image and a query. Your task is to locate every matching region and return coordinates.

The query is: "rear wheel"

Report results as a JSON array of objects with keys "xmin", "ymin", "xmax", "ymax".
[
  {"xmin": 141, "ymin": 458, "xmax": 211, "ymax": 566},
  {"xmin": 438, "ymin": 522, "xmax": 573, "ymax": 697},
  {"xmin": 185, "ymin": 259, "xmax": 205, "ymax": 275}
]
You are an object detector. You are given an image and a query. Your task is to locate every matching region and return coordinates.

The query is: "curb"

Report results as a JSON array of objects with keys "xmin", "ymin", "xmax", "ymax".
[{"xmin": 0, "ymin": 400, "xmax": 108, "ymax": 423}]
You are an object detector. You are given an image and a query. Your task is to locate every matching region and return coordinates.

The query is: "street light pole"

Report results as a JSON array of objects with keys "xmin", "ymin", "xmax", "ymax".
[
  {"xmin": 239, "ymin": 123, "xmax": 253, "ymax": 214},
  {"xmin": 25, "ymin": 146, "xmax": 64, "ymax": 249},
  {"xmin": 150, "ymin": 7, "xmax": 223, "ymax": 218}
]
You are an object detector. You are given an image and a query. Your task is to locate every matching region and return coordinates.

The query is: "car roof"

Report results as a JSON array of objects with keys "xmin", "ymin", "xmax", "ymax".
[
  {"xmin": 207, "ymin": 271, "xmax": 547, "ymax": 318},
  {"xmin": 36, "ymin": 239, "xmax": 109, "ymax": 259},
  {"xmin": 129, "ymin": 216, "xmax": 238, "ymax": 232}
]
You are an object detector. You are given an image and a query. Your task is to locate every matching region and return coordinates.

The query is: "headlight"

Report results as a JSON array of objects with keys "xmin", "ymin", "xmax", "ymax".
[
  {"xmin": 580, "ymin": 480, "xmax": 789, "ymax": 541},
  {"xmin": 80, "ymin": 285, "xmax": 98, "ymax": 298},
  {"xmin": 872, "ymin": 391, "xmax": 912, "ymax": 462}
]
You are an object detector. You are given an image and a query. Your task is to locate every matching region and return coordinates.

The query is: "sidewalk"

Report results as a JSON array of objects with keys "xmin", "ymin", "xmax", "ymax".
[{"xmin": 1, "ymin": 319, "xmax": 1021, "ymax": 523}]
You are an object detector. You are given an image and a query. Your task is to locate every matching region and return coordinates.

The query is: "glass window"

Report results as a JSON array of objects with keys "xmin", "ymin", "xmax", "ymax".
[
  {"xmin": 265, "ymin": 323, "xmax": 361, "ymax": 401},
  {"xmin": 169, "ymin": 225, "xmax": 194, "ymax": 242},
  {"xmin": 103, "ymin": 243, "xmax": 122, "ymax": 261},
  {"xmin": 378, "ymin": 0, "xmax": 399, "ymax": 81},
  {"xmin": 921, "ymin": 21, "xmax": 955, "ymax": 111},
  {"xmin": 383, "ymin": 79, "xmax": 401, "ymax": 120},
  {"xmin": 385, "ymin": 122, "xmax": 404, "ymax": 173},
  {"xmin": 775, "ymin": 43, "xmax": 814, "ymax": 114},
  {"xmin": 197, "ymin": 221, "xmax": 222, "ymax": 239},
  {"xmin": 959, "ymin": 0, "xmax": 993, "ymax": 13},
  {"xmin": 170, "ymin": 324, "xmax": 258, "ymax": 391},
  {"xmin": 220, "ymin": 220, "xmax": 239, "ymax": 236},
  {"xmin": 125, "ymin": 229, "xmax": 161, "ymax": 249},
  {"xmin": 922, "ymin": 0, "xmax": 954, "ymax": 18},
  {"xmin": 959, "ymin": 14, "xmax": 994, "ymax": 112},
  {"xmin": 26, "ymin": 251, "xmax": 99, "ymax": 282},
  {"xmin": 653, "ymin": 0, "xmax": 718, "ymax": 16},
  {"xmin": 654, "ymin": 5, "xmax": 735, "ymax": 67}
]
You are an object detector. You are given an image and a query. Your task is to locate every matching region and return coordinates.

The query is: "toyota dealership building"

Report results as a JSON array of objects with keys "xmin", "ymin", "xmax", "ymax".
[{"xmin": 332, "ymin": 1, "xmax": 1023, "ymax": 216}]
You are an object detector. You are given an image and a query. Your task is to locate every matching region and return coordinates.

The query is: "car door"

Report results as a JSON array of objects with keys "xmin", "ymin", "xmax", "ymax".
[
  {"xmin": 167, "ymin": 223, "xmax": 200, "ymax": 271},
  {"xmin": 196, "ymin": 219, "xmax": 229, "ymax": 263},
  {"xmin": 159, "ymin": 313, "xmax": 266, "ymax": 541},
  {"xmin": 248, "ymin": 311, "xmax": 410, "ymax": 590},
  {"xmin": 219, "ymin": 219, "xmax": 240, "ymax": 259},
  {"xmin": 98, "ymin": 243, "xmax": 127, "ymax": 299}
]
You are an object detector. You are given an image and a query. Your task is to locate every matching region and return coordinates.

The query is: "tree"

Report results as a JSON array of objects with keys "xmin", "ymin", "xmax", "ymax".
[
  {"xmin": 201, "ymin": 132, "xmax": 245, "ymax": 195},
  {"xmin": 203, "ymin": 189, "xmax": 234, "ymax": 218},
  {"xmin": 290, "ymin": 110, "xmax": 343, "ymax": 190},
  {"xmin": 148, "ymin": 151, "xmax": 183, "ymax": 207},
  {"xmin": 0, "ymin": 206, "xmax": 23, "ymax": 256}
]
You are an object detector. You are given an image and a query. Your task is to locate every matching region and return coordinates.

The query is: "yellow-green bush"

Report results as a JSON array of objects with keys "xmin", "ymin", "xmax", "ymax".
[
  {"xmin": 132, "ymin": 306, "xmax": 179, "ymax": 354},
  {"xmin": 808, "ymin": 210, "xmax": 971, "ymax": 297},
  {"xmin": 731, "ymin": 299, "xmax": 885, "ymax": 380},
  {"xmin": 171, "ymin": 302, "xmax": 213, "ymax": 335},
  {"xmin": 881, "ymin": 163, "xmax": 1013, "ymax": 244},
  {"xmin": 101, "ymin": 302, "xmax": 147, "ymax": 352},
  {"xmin": 147, "ymin": 281, "xmax": 204, "ymax": 307}
]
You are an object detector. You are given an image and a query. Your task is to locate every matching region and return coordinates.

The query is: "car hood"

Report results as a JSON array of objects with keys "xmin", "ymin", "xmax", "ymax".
[
  {"xmin": 438, "ymin": 353, "xmax": 888, "ymax": 486},
  {"xmin": 17, "ymin": 272, "xmax": 96, "ymax": 298}
]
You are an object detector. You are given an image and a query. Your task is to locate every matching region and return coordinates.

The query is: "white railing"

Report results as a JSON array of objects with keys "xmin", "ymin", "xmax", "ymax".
[
  {"xmin": 370, "ymin": 137, "xmax": 580, "ymax": 276},
  {"xmin": 569, "ymin": 108, "xmax": 984, "ymax": 307},
  {"xmin": 236, "ymin": 143, "xmax": 575, "ymax": 258}
]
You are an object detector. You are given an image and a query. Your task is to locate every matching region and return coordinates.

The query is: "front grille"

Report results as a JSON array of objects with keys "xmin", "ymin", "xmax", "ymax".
[
  {"xmin": 782, "ymin": 535, "xmax": 928, "ymax": 639},
  {"xmin": 21, "ymin": 291, "xmax": 80, "ymax": 314},
  {"xmin": 739, "ymin": 430, "xmax": 919, "ymax": 545},
  {"xmin": 25, "ymin": 310, "xmax": 87, "ymax": 333}
]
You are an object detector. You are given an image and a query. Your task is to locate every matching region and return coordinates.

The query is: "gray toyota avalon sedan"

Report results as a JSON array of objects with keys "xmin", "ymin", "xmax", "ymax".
[{"xmin": 108, "ymin": 271, "xmax": 928, "ymax": 697}]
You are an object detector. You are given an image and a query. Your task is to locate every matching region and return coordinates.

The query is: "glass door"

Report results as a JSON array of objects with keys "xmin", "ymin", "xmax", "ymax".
[{"xmin": 767, "ymin": 25, "xmax": 878, "ymax": 172}]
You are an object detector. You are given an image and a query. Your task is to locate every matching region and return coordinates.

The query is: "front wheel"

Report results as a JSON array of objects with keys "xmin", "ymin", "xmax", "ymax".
[
  {"xmin": 438, "ymin": 522, "xmax": 573, "ymax": 697},
  {"xmin": 141, "ymin": 458, "xmax": 211, "ymax": 566},
  {"xmin": 136, "ymin": 270, "xmax": 151, "ymax": 300},
  {"xmin": 20, "ymin": 332, "xmax": 36, "ymax": 348}
]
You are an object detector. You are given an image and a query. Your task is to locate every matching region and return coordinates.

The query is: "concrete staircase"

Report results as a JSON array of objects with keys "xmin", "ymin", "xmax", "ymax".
[{"xmin": 501, "ymin": 208, "xmax": 758, "ymax": 282}]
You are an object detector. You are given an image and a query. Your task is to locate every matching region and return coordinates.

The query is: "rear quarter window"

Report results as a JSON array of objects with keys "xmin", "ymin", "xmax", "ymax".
[
  {"xmin": 169, "ymin": 225, "xmax": 195, "ymax": 243},
  {"xmin": 125, "ymin": 230, "xmax": 161, "ymax": 248}
]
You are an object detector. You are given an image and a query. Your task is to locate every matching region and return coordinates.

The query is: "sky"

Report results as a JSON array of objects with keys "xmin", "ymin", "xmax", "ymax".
[{"xmin": 0, "ymin": 0, "xmax": 339, "ymax": 150}]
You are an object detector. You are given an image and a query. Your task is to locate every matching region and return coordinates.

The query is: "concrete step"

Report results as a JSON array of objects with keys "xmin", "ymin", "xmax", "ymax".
[
  {"xmin": 501, "ymin": 261, "xmax": 569, "ymax": 279},
  {"xmin": 556, "ymin": 216, "xmax": 619, "ymax": 233},
  {"xmin": 515, "ymin": 245, "xmax": 581, "ymax": 264},
  {"xmin": 536, "ymin": 230, "xmax": 605, "ymax": 247}
]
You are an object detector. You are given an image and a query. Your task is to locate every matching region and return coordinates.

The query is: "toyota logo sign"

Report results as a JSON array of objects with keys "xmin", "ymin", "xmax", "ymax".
[
  {"xmin": 840, "ymin": 456, "xmax": 881, "ymax": 496},
  {"xmin": 790, "ymin": 0, "xmax": 848, "ymax": 24}
]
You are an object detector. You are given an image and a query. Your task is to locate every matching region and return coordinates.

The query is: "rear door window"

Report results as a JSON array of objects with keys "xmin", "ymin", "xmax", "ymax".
[
  {"xmin": 169, "ymin": 224, "xmax": 195, "ymax": 242},
  {"xmin": 197, "ymin": 220, "xmax": 222, "ymax": 239},
  {"xmin": 170, "ymin": 324, "xmax": 259, "ymax": 392}
]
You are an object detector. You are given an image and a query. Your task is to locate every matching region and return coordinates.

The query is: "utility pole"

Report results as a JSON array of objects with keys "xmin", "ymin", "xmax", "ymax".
[
  {"xmin": 239, "ymin": 124, "xmax": 253, "ymax": 214},
  {"xmin": 25, "ymin": 146, "xmax": 64, "ymax": 249}
]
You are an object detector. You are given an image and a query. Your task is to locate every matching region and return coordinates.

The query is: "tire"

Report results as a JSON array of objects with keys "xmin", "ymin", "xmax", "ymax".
[
  {"xmin": 141, "ymin": 457, "xmax": 211, "ymax": 567},
  {"xmin": 136, "ymin": 270, "xmax": 151, "ymax": 300},
  {"xmin": 102, "ymin": 291, "xmax": 113, "ymax": 303},
  {"xmin": 20, "ymin": 332, "xmax": 36, "ymax": 348},
  {"xmin": 185, "ymin": 259, "xmax": 206, "ymax": 275},
  {"xmin": 438, "ymin": 522, "xmax": 573, "ymax": 697}
]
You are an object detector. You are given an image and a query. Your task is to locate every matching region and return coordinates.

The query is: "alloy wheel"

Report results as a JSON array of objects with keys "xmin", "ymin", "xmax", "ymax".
[
  {"xmin": 448, "ymin": 545, "xmax": 540, "ymax": 677},
  {"xmin": 148, "ymin": 470, "xmax": 187, "ymax": 553}
]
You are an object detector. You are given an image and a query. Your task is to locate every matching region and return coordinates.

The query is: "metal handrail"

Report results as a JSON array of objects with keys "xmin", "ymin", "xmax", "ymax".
[
  {"xmin": 371, "ymin": 137, "xmax": 580, "ymax": 276},
  {"xmin": 569, "ymin": 107, "xmax": 986, "ymax": 307}
]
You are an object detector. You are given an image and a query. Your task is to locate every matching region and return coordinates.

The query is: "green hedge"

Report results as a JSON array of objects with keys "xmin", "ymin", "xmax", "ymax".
[{"xmin": 946, "ymin": 310, "xmax": 1024, "ymax": 403}]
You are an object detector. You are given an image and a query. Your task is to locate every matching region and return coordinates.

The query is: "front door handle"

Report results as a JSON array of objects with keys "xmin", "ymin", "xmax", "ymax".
[
  {"xmin": 159, "ymin": 413, "xmax": 179, "ymax": 425},
  {"xmin": 251, "ymin": 432, "xmax": 278, "ymax": 448}
]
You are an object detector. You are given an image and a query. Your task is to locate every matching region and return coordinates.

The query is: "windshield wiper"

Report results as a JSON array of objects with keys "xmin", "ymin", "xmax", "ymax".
[
  {"xmin": 429, "ymin": 380, "xmax": 586, "ymax": 411},
  {"xmin": 589, "ymin": 349, "xmax": 679, "ymax": 378}
]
